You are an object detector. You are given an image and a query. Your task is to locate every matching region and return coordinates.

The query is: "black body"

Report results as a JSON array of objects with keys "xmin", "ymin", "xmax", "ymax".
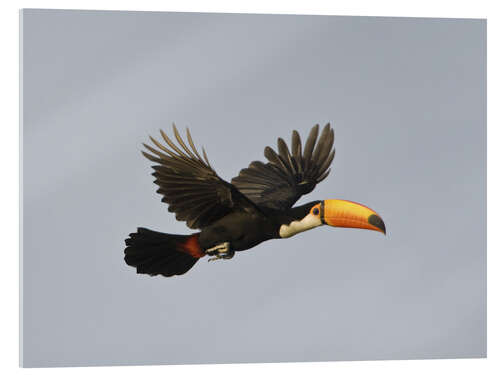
[{"xmin": 198, "ymin": 201, "xmax": 320, "ymax": 252}]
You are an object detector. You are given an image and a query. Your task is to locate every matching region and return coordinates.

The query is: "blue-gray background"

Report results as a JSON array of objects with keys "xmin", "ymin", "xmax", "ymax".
[{"xmin": 21, "ymin": 10, "xmax": 486, "ymax": 367}]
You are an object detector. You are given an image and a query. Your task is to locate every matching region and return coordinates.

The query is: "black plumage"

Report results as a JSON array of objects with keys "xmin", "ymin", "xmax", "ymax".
[
  {"xmin": 231, "ymin": 123, "xmax": 335, "ymax": 210},
  {"xmin": 141, "ymin": 127, "xmax": 259, "ymax": 229},
  {"xmin": 124, "ymin": 228, "xmax": 198, "ymax": 277}
]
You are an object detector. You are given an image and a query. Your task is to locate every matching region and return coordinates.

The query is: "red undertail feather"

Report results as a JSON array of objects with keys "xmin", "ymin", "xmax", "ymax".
[{"xmin": 178, "ymin": 233, "xmax": 204, "ymax": 258}]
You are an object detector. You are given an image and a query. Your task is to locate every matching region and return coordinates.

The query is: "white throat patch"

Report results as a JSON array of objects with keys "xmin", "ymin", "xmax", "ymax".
[{"xmin": 279, "ymin": 213, "xmax": 323, "ymax": 238}]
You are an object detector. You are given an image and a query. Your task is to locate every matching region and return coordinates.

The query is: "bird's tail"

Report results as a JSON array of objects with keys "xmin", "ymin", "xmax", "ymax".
[{"xmin": 124, "ymin": 227, "xmax": 204, "ymax": 277}]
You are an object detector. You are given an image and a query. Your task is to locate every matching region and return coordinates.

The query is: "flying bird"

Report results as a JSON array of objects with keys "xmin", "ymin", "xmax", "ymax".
[{"xmin": 124, "ymin": 123, "xmax": 385, "ymax": 277}]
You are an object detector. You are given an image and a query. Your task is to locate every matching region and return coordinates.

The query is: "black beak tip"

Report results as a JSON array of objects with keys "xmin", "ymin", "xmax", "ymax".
[{"xmin": 368, "ymin": 214, "xmax": 386, "ymax": 235}]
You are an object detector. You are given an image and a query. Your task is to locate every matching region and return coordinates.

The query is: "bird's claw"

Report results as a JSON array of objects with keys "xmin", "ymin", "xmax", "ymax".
[
  {"xmin": 208, "ymin": 254, "xmax": 231, "ymax": 262},
  {"xmin": 206, "ymin": 242, "xmax": 234, "ymax": 262}
]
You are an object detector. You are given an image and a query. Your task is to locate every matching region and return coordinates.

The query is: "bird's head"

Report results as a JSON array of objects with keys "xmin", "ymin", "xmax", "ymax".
[{"xmin": 279, "ymin": 199, "xmax": 386, "ymax": 238}]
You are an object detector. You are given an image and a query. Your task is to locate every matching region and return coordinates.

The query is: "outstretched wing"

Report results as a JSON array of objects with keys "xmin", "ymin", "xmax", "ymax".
[
  {"xmin": 142, "ymin": 125, "xmax": 251, "ymax": 229},
  {"xmin": 231, "ymin": 123, "xmax": 335, "ymax": 210}
]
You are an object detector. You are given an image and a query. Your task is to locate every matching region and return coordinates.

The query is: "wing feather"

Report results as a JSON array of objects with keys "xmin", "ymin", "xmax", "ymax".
[
  {"xmin": 277, "ymin": 138, "xmax": 296, "ymax": 175},
  {"xmin": 291, "ymin": 130, "xmax": 303, "ymax": 175},
  {"xmin": 303, "ymin": 124, "xmax": 319, "ymax": 171},
  {"xmin": 231, "ymin": 123, "xmax": 335, "ymax": 210},
  {"xmin": 143, "ymin": 125, "xmax": 256, "ymax": 229}
]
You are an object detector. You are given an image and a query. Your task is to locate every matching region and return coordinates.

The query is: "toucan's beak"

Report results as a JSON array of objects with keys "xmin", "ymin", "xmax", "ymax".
[{"xmin": 322, "ymin": 199, "xmax": 386, "ymax": 234}]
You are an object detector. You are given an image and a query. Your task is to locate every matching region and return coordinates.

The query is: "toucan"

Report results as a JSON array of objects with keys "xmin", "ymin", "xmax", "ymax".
[{"xmin": 124, "ymin": 123, "xmax": 386, "ymax": 277}]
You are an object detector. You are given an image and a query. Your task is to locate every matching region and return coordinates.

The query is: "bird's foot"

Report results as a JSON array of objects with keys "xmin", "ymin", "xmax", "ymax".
[{"xmin": 205, "ymin": 242, "xmax": 234, "ymax": 262}]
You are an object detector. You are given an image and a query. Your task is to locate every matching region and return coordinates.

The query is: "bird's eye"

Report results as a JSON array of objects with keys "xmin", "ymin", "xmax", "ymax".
[{"xmin": 312, "ymin": 208, "xmax": 319, "ymax": 215}]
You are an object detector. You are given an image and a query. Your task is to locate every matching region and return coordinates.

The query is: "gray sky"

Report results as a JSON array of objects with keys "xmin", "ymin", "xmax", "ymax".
[{"xmin": 21, "ymin": 10, "xmax": 486, "ymax": 367}]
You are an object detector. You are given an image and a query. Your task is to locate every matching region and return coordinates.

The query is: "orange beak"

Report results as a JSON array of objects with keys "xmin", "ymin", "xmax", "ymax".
[{"xmin": 322, "ymin": 199, "xmax": 386, "ymax": 234}]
